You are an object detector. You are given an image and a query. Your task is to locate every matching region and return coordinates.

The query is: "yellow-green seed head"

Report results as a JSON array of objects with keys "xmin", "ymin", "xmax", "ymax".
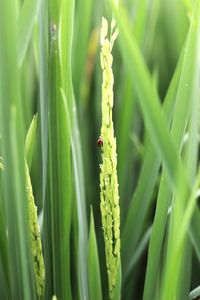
[
  {"xmin": 26, "ymin": 163, "xmax": 45, "ymax": 299},
  {"xmin": 99, "ymin": 17, "xmax": 120, "ymax": 299}
]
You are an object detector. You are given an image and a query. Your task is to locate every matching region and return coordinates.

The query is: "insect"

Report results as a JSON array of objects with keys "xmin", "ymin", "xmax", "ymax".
[{"xmin": 97, "ymin": 136, "xmax": 103, "ymax": 147}]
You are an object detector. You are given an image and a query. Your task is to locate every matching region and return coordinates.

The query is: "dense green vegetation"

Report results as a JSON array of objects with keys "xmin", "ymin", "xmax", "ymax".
[{"xmin": 0, "ymin": 0, "xmax": 200, "ymax": 299}]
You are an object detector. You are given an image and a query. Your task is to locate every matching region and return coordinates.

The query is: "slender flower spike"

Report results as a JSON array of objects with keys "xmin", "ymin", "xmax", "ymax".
[
  {"xmin": 0, "ymin": 158, "xmax": 45, "ymax": 298},
  {"xmin": 99, "ymin": 17, "xmax": 120, "ymax": 299},
  {"xmin": 25, "ymin": 162, "xmax": 45, "ymax": 299}
]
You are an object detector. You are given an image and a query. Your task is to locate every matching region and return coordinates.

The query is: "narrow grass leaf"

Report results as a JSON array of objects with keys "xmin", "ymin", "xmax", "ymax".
[
  {"xmin": 109, "ymin": 4, "xmax": 200, "ymax": 300},
  {"xmin": 190, "ymin": 286, "xmax": 200, "ymax": 299},
  {"xmin": 0, "ymin": 199, "xmax": 10, "ymax": 298},
  {"xmin": 0, "ymin": 1, "xmax": 36, "ymax": 298},
  {"xmin": 143, "ymin": 0, "xmax": 161, "ymax": 57},
  {"xmin": 145, "ymin": 1, "xmax": 200, "ymax": 299},
  {"xmin": 60, "ymin": 0, "xmax": 89, "ymax": 298},
  {"xmin": 160, "ymin": 5, "xmax": 200, "ymax": 295},
  {"xmin": 88, "ymin": 208, "xmax": 103, "ymax": 300},
  {"xmin": 121, "ymin": 26, "xmax": 183, "ymax": 279},
  {"xmin": 25, "ymin": 114, "xmax": 38, "ymax": 169},
  {"xmin": 38, "ymin": 0, "xmax": 48, "ymax": 206},
  {"xmin": 126, "ymin": 226, "xmax": 152, "ymax": 279},
  {"xmin": 116, "ymin": 75, "xmax": 136, "ymax": 212},
  {"xmin": 109, "ymin": 0, "xmax": 186, "ymax": 192},
  {"xmin": 18, "ymin": 0, "xmax": 41, "ymax": 67},
  {"xmin": 73, "ymin": 0, "xmax": 93, "ymax": 98},
  {"xmin": 189, "ymin": 210, "xmax": 200, "ymax": 260},
  {"xmin": 45, "ymin": 2, "xmax": 72, "ymax": 298},
  {"xmin": 60, "ymin": 0, "xmax": 74, "ymax": 112},
  {"xmin": 71, "ymin": 115, "xmax": 89, "ymax": 299}
]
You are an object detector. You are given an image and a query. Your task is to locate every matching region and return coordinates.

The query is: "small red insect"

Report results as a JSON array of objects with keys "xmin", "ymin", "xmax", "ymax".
[{"xmin": 97, "ymin": 136, "xmax": 103, "ymax": 147}]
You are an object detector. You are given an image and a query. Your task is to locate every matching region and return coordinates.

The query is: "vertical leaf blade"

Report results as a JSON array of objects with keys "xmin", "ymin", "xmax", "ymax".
[
  {"xmin": 0, "ymin": 0, "xmax": 36, "ymax": 298},
  {"xmin": 88, "ymin": 208, "xmax": 103, "ymax": 300}
]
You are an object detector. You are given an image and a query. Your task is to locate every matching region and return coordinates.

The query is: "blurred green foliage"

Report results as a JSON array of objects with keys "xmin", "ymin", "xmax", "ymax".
[{"xmin": 0, "ymin": 0, "xmax": 200, "ymax": 299}]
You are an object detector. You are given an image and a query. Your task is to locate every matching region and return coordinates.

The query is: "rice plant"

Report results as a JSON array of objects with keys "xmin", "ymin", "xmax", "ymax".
[{"xmin": 0, "ymin": 0, "xmax": 200, "ymax": 299}]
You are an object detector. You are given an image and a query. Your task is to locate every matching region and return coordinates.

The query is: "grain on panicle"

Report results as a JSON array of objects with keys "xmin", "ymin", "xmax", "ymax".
[
  {"xmin": 26, "ymin": 162, "xmax": 45, "ymax": 299},
  {"xmin": 99, "ymin": 16, "xmax": 120, "ymax": 299}
]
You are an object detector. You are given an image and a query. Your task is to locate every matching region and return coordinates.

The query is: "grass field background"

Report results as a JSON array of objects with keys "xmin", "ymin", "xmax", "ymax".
[{"xmin": 0, "ymin": 0, "xmax": 200, "ymax": 299}]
